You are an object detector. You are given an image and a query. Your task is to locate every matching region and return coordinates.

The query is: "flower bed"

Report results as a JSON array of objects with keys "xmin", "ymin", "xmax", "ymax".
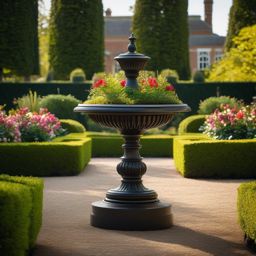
[
  {"xmin": 0, "ymin": 175, "xmax": 43, "ymax": 255},
  {"xmin": 0, "ymin": 134, "xmax": 91, "ymax": 176},
  {"xmin": 173, "ymin": 136, "xmax": 256, "ymax": 178},
  {"xmin": 238, "ymin": 181, "xmax": 256, "ymax": 252}
]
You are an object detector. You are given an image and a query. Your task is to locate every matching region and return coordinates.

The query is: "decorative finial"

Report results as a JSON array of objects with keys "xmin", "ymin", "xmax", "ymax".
[{"xmin": 128, "ymin": 33, "xmax": 136, "ymax": 53}]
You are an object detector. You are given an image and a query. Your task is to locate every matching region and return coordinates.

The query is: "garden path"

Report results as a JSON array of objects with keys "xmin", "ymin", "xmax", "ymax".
[{"xmin": 33, "ymin": 158, "xmax": 252, "ymax": 256}]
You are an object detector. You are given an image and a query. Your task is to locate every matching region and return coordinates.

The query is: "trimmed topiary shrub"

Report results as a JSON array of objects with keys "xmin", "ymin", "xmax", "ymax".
[
  {"xmin": 198, "ymin": 96, "xmax": 240, "ymax": 114},
  {"xmin": 39, "ymin": 94, "xmax": 80, "ymax": 120},
  {"xmin": 0, "ymin": 135, "xmax": 91, "ymax": 176},
  {"xmin": 238, "ymin": 182, "xmax": 256, "ymax": 252},
  {"xmin": 60, "ymin": 119, "xmax": 86, "ymax": 133},
  {"xmin": 193, "ymin": 70, "xmax": 205, "ymax": 83},
  {"xmin": 70, "ymin": 68, "xmax": 86, "ymax": 83},
  {"xmin": 178, "ymin": 115, "xmax": 206, "ymax": 134},
  {"xmin": 0, "ymin": 176, "xmax": 43, "ymax": 255},
  {"xmin": 0, "ymin": 175, "xmax": 43, "ymax": 249},
  {"xmin": 173, "ymin": 137, "xmax": 256, "ymax": 178}
]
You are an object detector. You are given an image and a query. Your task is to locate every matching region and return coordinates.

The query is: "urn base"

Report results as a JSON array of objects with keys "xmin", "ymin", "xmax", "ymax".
[{"xmin": 90, "ymin": 200, "xmax": 173, "ymax": 230}]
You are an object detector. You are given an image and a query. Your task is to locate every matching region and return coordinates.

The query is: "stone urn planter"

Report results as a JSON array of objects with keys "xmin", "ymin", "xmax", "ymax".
[{"xmin": 74, "ymin": 34, "xmax": 190, "ymax": 230}]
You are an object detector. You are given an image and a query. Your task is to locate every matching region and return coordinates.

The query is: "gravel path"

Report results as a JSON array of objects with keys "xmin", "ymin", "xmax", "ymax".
[{"xmin": 33, "ymin": 158, "xmax": 252, "ymax": 256}]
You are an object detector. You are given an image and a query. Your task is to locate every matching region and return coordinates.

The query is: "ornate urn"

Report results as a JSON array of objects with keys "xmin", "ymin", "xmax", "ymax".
[{"xmin": 74, "ymin": 34, "xmax": 190, "ymax": 230}]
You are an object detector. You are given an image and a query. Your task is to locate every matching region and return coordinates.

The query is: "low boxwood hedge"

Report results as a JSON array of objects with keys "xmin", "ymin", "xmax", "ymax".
[
  {"xmin": 85, "ymin": 132, "xmax": 174, "ymax": 157},
  {"xmin": 60, "ymin": 119, "xmax": 86, "ymax": 133},
  {"xmin": 238, "ymin": 182, "xmax": 256, "ymax": 252},
  {"xmin": 0, "ymin": 135, "xmax": 91, "ymax": 176},
  {"xmin": 0, "ymin": 175, "xmax": 43, "ymax": 256},
  {"xmin": 178, "ymin": 115, "xmax": 206, "ymax": 134},
  {"xmin": 174, "ymin": 137, "xmax": 256, "ymax": 178}
]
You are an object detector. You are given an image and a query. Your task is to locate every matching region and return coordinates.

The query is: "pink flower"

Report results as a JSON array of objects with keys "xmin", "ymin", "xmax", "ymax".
[
  {"xmin": 120, "ymin": 80, "xmax": 126, "ymax": 87},
  {"xmin": 165, "ymin": 85, "xmax": 175, "ymax": 91}
]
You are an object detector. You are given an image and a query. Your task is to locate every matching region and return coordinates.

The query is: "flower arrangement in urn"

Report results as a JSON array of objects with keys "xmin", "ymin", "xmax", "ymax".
[{"xmin": 85, "ymin": 71, "xmax": 180, "ymax": 105}]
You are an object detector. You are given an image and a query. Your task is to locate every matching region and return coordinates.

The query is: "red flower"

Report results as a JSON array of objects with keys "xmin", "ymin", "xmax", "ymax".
[
  {"xmin": 120, "ymin": 80, "xmax": 126, "ymax": 87},
  {"xmin": 236, "ymin": 110, "xmax": 244, "ymax": 119},
  {"xmin": 148, "ymin": 77, "xmax": 158, "ymax": 88},
  {"xmin": 92, "ymin": 79, "xmax": 106, "ymax": 88},
  {"xmin": 165, "ymin": 85, "xmax": 175, "ymax": 91}
]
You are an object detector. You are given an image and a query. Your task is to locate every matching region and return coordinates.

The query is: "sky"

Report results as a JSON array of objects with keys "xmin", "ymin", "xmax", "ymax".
[{"xmin": 43, "ymin": 0, "xmax": 233, "ymax": 36}]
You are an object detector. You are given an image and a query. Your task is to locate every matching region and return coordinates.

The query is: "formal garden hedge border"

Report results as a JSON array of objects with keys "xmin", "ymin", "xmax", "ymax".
[
  {"xmin": 178, "ymin": 115, "xmax": 206, "ymax": 134},
  {"xmin": 0, "ymin": 135, "xmax": 91, "ymax": 176},
  {"xmin": 0, "ymin": 175, "xmax": 43, "ymax": 255},
  {"xmin": 173, "ymin": 136, "xmax": 256, "ymax": 178}
]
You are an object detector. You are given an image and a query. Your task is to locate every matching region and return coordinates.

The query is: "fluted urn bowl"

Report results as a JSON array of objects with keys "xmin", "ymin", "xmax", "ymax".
[{"xmin": 74, "ymin": 103, "xmax": 190, "ymax": 230}]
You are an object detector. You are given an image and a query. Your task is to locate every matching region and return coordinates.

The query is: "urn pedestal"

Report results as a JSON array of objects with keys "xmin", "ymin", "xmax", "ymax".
[{"xmin": 74, "ymin": 104, "xmax": 190, "ymax": 230}]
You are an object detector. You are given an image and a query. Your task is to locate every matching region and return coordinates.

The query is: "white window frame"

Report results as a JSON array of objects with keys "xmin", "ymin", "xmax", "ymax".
[
  {"xmin": 197, "ymin": 48, "xmax": 211, "ymax": 70},
  {"xmin": 215, "ymin": 48, "xmax": 223, "ymax": 62}
]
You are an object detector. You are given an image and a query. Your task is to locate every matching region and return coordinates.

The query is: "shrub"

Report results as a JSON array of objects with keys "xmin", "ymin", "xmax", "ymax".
[
  {"xmin": 60, "ymin": 119, "xmax": 85, "ymax": 133},
  {"xmin": 193, "ymin": 70, "xmax": 205, "ymax": 83},
  {"xmin": 70, "ymin": 68, "xmax": 86, "ymax": 83},
  {"xmin": 201, "ymin": 103, "xmax": 256, "ymax": 140},
  {"xmin": 14, "ymin": 91, "xmax": 41, "ymax": 112},
  {"xmin": 39, "ymin": 94, "xmax": 80, "ymax": 120},
  {"xmin": 173, "ymin": 137, "xmax": 256, "ymax": 178},
  {"xmin": 0, "ymin": 175, "xmax": 43, "ymax": 249},
  {"xmin": 238, "ymin": 182, "xmax": 256, "ymax": 251},
  {"xmin": 178, "ymin": 115, "xmax": 206, "ymax": 134},
  {"xmin": 0, "ymin": 135, "xmax": 91, "ymax": 176},
  {"xmin": 0, "ymin": 181, "xmax": 31, "ymax": 256},
  {"xmin": 198, "ymin": 96, "xmax": 240, "ymax": 114}
]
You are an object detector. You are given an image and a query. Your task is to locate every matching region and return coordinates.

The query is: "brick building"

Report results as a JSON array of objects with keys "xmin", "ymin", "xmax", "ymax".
[{"xmin": 104, "ymin": 0, "xmax": 225, "ymax": 75}]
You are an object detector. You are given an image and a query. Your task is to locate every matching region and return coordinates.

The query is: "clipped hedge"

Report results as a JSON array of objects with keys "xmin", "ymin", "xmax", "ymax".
[
  {"xmin": 60, "ymin": 119, "xmax": 86, "ymax": 133},
  {"xmin": 238, "ymin": 182, "xmax": 256, "ymax": 251},
  {"xmin": 173, "ymin": 137, "xmax": 256, "ymax": 178},
  {"xmin": 178, "ymin": 115, "xmax": 206, "ymax": 134},
  {"xmin": 0, "ymin": 176, "xmax": 43, "ymax": 256},
  {"xmin": 85, "ymin": 132, "xmax": 174, "ymax": 157},
  {"xmin": 0, "ymin": 135, "xmax": 91, "ymax": 176}
]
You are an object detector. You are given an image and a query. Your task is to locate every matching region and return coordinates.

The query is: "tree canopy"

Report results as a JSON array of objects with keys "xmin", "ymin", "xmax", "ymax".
[{"xmin": 209, "ymin": 25, "xmax": 256, "ymax": 82}]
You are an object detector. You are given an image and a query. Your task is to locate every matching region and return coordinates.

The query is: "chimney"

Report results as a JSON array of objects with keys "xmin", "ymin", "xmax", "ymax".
[
  {"xmin": 105, "ymin": 8, "xmax": 112, "ymax": 17},
  {"xmin": 204, "ymin": 0, "xmax": 213, "ymax": 29}
]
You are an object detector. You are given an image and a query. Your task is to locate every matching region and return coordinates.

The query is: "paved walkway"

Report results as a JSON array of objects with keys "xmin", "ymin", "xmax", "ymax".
[{"xmin": 33, "ymin": 158, "xmax": 252, "ymax": 256}]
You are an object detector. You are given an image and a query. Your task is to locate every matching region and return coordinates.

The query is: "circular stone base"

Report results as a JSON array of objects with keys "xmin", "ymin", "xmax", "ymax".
[{"xmin": 90, "ymin": 200, "xmax": 173, "ymax": 230}]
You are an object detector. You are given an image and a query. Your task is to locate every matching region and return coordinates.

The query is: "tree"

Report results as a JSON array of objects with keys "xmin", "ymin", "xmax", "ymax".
[
  {"xmin": 49, "ymin": 0, "xmax": 104, "ymax": 80},
  {"xmin": 225, "ymin": 0, "xmax": 256, "ymax": 50},
  {"xmin": 0, "ymin": 0, "xmax": 40, "ymax": 80},
  {"xmin": 209, "ymin": 25, "xmax": 256, "ymax": 82},
  {"xmin": 132, "ymin": 0, "xmax": 190, "ymax": 80}
]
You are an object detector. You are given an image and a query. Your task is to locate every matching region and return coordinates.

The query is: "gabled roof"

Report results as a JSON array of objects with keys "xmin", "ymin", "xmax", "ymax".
[
  {"xmin": 188, "ymin": 15, "xmax": 212, "ymax": 35},
  {"xmin": 105, "ymin": 16, "xmax": 131, "ymax": 36},
  {"xmin": 189, "ymin": 34, "xmax": 226, "ymax": 47}
]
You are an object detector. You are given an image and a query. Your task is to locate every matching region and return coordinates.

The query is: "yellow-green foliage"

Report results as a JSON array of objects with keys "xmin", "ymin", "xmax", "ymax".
[
  {"xmin": 0, "ymin": 175, "xmax": 43, "ymax": 249},
  {"xmin": 0, "ymin": 176, "xmax": 43, "ymax": 256},
  {"xmin": 209, "ymin": 25, "xmax": 256, "ymax": 82},
  {"xmin": 0, "ymin": 135, "xmax": 91, "ymax": 176},
  {"xmin": 60, "ymin": 119, "xmax": 86, "ymax": 133},
  {"xmin": 178, "ymin": 115, "xmax": 206, "ymax": 134},
  {"xmin": 174, "ymin": 137, "xmax": 256, "ymax": 178},
  {"xmin": 238, "ymin": 182, "xmax": 256, "ymax": 241}
]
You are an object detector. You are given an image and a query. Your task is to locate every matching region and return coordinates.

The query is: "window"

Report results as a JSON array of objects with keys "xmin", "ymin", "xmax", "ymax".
[
  {"xmin": 215, "ymin": 50, "xmax": 223, "ymax": 62},
  {"xmin": 197, "ymin": 49, "xmax": 211, "ymax": 70}
]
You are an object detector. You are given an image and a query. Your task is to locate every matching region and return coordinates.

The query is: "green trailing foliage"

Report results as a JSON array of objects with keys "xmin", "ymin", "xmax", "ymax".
[
  {"xmin": 49, "ymin": 0, "xmax": 104, "ymax": 80},
  {"xmin": 178, "ymin": 115, "xmax": 206, "ymax": 134},
  {"xmin": 133, "ymin": 0, "xmax": 190, "ymax": 80},
  {"xmin": 225, "ymin": 0, "xmax": 256, "ymax": 50},
  {"xmin": 0, "ymin": 135, "xmax": 91, "ymax": 176},
  {"xmin": 60, "ymin": 119, "xmax": 86, "ymax": 133},
  {"xmin": 198, "ymin": 96, "xmax": 241, "ymax": 114},
  {"xmin": 0, "ymin": 0, "xmax": 39, "ymax": 78},
  {"xmin": 238, "ymin": 182, "xmax": 256, "ymax": 248},
  {"xmin": 0, "ymin": 176, "xmax": 43, "ymax": 256},
  {"xmin": 173, "ymin": 137, "xmax": 256, "ymax": 178}
]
